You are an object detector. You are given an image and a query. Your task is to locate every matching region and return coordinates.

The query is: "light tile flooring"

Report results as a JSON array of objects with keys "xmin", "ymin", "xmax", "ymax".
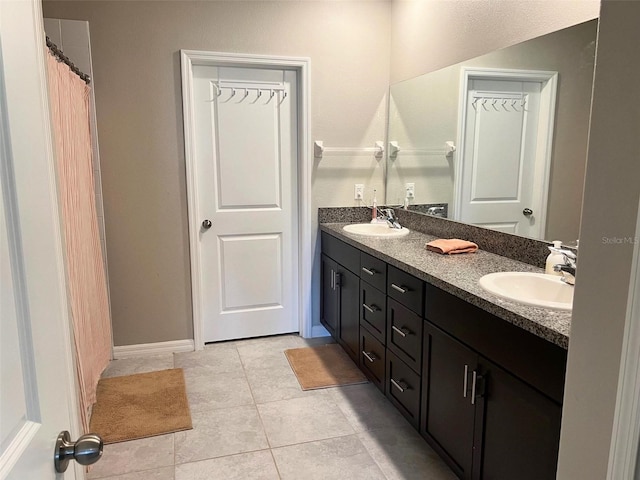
[{"xmin": 89, "ymin": 334, "xmax": 457, "ymax": 480}]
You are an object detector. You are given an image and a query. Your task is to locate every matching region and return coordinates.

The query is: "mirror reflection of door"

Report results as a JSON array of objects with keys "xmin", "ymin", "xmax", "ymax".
[{"xmin": 456, "ymin": 71, "xmax": 557, "ymax": 238}]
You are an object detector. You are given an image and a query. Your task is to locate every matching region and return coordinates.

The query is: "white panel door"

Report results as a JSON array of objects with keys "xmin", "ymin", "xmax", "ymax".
[
  {"xmin": 1, "ymin": 0, "xmax": 80, "ymax": 478},
  {"xmin": 193, "ymin": 65, "xmax": 298, "ymax": 342},
  {"xmin": 460, "ymin": 79, "xmax": 542, "ymax": 236}
]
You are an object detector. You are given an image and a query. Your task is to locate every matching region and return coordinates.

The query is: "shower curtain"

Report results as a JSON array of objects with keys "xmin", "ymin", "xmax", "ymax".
[{"xmin": 46, "ymin": 52, "xmax": 112, "ymax": 432}]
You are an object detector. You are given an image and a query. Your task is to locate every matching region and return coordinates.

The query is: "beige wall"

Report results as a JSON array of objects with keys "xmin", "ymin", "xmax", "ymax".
[
  {"xmin": 558, "ymin": 1, "xmax": 640, "ymax": 477},
  {"xmin": 42, "ymin": 0, "xmax": 392, "ymax": 346},
  {"xmin": 390, "ymin": 0, "xmax": 600, "ymax": 83}
]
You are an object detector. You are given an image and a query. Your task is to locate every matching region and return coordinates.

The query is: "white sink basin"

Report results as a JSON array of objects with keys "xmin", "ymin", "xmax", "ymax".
[
  {"xmin": 343, "ymin": 223, "xmax": 410, "ymax": 238},
  {"xmin": 479, "ymin": 272, "xmax": 574, "ymax": 311}
]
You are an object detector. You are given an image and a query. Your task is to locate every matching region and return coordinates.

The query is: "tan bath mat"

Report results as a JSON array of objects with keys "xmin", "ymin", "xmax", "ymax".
[
  {"xmin": 285, "ymin": 344, "xmax": 368, "ymax": 390},
  {"xmin": 89, "ymin": 368, "xmax": 192, "ymax": 444}
]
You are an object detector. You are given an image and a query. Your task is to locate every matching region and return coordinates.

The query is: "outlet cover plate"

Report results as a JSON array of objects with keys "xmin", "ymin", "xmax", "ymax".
[{"xmin": 405, "ymin": 183, "xmax": 415, "ymax": 198}]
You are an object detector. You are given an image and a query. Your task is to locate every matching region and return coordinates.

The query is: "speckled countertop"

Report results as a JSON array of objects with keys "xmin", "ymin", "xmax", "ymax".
[{"xmin": 321, "ymin": 223, "xmax": 571, "ymax": 349}]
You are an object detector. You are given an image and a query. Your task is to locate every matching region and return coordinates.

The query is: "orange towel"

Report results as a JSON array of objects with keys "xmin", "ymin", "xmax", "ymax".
[{"xmin": 426, "ymin": 238, "xmax": 478, "ymax": 255}]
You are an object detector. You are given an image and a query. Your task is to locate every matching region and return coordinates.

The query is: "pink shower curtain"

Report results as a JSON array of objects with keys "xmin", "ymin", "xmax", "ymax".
[{"xmin": 46, "ymin": 52, "xmax": 112, "ymax": 432}]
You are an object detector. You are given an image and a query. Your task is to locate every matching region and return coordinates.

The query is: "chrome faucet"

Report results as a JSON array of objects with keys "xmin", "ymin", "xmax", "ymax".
[
  {"xmin": 426, "ymin": 206, "xmax": 446, "ymax": 217},
  {"xmin": 551, "ymin": 247, "xmax": 577, "ymax": 285},
  {"xmin": 379, "ymin": 208, "xmax": 402, "ymax": 229}
]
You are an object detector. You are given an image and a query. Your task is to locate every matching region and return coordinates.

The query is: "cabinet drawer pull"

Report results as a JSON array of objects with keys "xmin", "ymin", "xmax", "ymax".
[
  {"xmin": 331, "ymin": 270, "xmax": 335, "ymax": 290},
  {"xmin": 471, "ymin": 370, "xmax": 480, "ymax": 405},
  {"xmin": 362, "ymin": 351, "xmax": 377, "ymax": 363},
  {"xmin": 463, "ymin": 365, "xmax": 469, "ymax": 398},
  {"xmin": 362, "ymin": 267, "xmax": 376, "ymax": 276},
  {"xmin": 390, "ymin": 378, "xmax": 408, "ymax": 393},
  {"xmin": 362, "ymin": 303, "xmax": 379, "ymax": 314},
  {"xmin": 391, "ymin": 283, "xmax": 407, "ymax": 294},
  {"xmin": 391, "ymin": 325, "xmax": 410, "ymax": 337}
]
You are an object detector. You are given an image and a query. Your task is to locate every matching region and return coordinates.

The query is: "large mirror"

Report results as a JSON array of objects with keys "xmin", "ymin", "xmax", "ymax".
[{"xmin": 386, "ymin": 19, "xmax": 597, "ymax": 243}]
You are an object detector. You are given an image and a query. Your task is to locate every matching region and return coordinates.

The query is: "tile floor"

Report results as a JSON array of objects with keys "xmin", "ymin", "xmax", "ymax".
[{"xmin": 89, "ymin": 334, "xmax": 457, "ymax": 480}]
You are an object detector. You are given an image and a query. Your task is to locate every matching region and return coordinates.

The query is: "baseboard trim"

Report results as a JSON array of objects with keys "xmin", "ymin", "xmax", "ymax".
[
  {"xmin": 311, "ymin": 325, "xmax": 330, "ymax": 338},
  {"xmin": 113, "ymin": 339, "xmax": 195, "ymax": 359}
]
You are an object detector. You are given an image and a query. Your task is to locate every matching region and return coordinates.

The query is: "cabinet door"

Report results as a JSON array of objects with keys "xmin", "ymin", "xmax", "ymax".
[
  {"xmin": 337, "ymin": 265, "xmax": 360, "ymax": 361},
  {"xmin": 320, "ymin": 254, "xmax": 338, "ymax": 337},
  {"xmin": 422, "ymin": 322, "xmax": 477, "ymax": 480},
  {"xmin": 474, "ymin": 358, "xmax": 562, "ymax": 480}
]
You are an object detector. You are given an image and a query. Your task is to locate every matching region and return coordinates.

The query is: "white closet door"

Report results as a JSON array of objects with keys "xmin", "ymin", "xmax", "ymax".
[
  {"xmin": 459, "ymin": 79, "xmax": 542, "ymax": 237},
  {"xmin": 193, "ymin": 65, "xmax": 298, "ymax": 342}
]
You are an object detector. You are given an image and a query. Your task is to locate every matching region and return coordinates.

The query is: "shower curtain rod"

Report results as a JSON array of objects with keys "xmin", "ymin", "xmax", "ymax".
[{"xmin": 46, "ymin": 36, "xmax": 91, "ymax": 84}]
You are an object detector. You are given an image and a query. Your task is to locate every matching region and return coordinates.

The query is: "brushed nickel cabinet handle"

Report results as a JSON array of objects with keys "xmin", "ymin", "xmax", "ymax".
[
  {"xmin": 391, "ymin": 284, "xmax": 407, "ymax": 294},
  {"xmin": 463, "ymin": 365, "xmax": 469, "ymax": 398},
  {"xmin": 362, "ymin": 303, "xmax": 379, "ymax": 314},
  {"xmin": 390, "ymin": 378, "xmax": 407, "ymax": 393},
  {"xmin": 392, "ymin": 325, "xmax": 410, "ymax": 337},
  {"xmin": 471, "ymin": 370, "xmax": 478, "ymax": 405},
  {"xmin": 362, "ymin": 267, "xmax": 376, "ymax": 276},
  {"xmin": 362, "ymin": 351, "xmax": 377, "ymax": 363}
]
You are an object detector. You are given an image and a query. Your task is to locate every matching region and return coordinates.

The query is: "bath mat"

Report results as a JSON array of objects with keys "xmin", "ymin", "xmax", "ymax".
[
  {"xmin": 89, "ymin": 368, "xmax": 192, "ymax": 444},
  {"xmin": 285, "ymin": 344, "xmax": 368, "ymax": 390}
]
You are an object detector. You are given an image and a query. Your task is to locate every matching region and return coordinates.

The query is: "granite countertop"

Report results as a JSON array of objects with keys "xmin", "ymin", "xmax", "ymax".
[{"xmin": 320, "ymin": 222, "xmax": 571, "ymax": 349}]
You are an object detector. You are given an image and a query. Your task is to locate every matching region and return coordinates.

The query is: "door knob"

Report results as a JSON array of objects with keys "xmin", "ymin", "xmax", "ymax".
[
  {"xmin": 202, "ymin": 219, "xmax": 212, "ymax": 229},
  {"xmin": 522, "ymin": 208, "xmax": 533, "ymax": 217},
  {"xmin": 54, "ymin": 430, "xmax": 103, "ymax": 473}
]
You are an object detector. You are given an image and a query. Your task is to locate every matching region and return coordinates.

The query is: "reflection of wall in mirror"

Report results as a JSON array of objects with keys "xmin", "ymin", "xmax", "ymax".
[{"xmin": 387, "ymin": 19, "xmax": 597, "ymax": 242}]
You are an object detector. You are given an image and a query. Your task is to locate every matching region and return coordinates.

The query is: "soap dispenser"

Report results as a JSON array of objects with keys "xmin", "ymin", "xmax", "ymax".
[
  {"xmin": 371, "ymin": 189, "xmax": 378, "ymax": 223},
  {"xmin": 545, "ymin": 240, "xmax": 564, "ymax": 276}
]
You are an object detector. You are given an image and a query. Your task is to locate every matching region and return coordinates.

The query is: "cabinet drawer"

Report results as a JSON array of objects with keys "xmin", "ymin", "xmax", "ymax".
[
  {"xmin": 321, "ymin": 232, "xmax": 360, "ymax": 274},
  {"xmin": 387, "ymin": 298, "xmax": 423, "ymax": 374},
  {"xmin": 386, "ymin": 350, "xmax": 421, "ymax": 427},
  {"xmin": 360, "ymin": 328, "xmax": 386, "ymax": 393},
  {"xmin": 388, "ymin": 266, "xmax": 424, "ymax": 315},
  {"xmin": 360, "ymin": 282, "xmax": 386, "ymax": 343},
  {"xmin": 360, "ymin": 252, "xmax": 387, "ymax": 292}
]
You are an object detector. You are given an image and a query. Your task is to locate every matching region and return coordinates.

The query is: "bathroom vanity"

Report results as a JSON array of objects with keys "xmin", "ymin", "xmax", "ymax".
[{"xmin": 320, "ymin": 220, "xmax": 569, "ymax": 480}]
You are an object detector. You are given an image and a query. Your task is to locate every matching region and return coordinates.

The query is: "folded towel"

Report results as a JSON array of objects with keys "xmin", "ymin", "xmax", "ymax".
[{"xmin": 426, "ymin": 238, "xmax": 478, "ymax": 255}]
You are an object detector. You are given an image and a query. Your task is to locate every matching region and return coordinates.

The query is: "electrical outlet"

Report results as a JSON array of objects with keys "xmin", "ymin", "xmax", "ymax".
[
  {"xmin": 354, "ymin": 184, "xmax": 364, "ymax": 200},
  {"xmin": 405, "ymin": 183, "xmax": 415, "ymax": 198}
]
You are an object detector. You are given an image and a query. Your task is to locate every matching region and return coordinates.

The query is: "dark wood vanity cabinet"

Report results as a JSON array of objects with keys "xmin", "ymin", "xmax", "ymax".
[
  {"xmin": 320, "ymin": 254, "xmax": 339, "ymax": 336},
  {"xmin": 320, "ymin": 234, "xmax": 360, "ymax": 361},
  {"xmin": 320, "ymin": 231, "xmax": 566, "ymax": 480},
  {"xmin": 422, "ymin": 285, "xmax": 566, "ymax": 480},
  {"xmin": 422, "ymin": 323, "xmax": 477, "ymax": 479},
  {"xmin": 475, "ymin": 357, "xmax": 562, "ymax": 480}
]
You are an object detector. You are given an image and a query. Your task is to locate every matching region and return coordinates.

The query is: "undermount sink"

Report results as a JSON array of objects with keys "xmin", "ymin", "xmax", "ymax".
[
  {"xmin": 343, "ymin": 223, "xmax": 410, "ymax": 238},
  {"xmin": 479, "ymin": 272, "xmax": 574, "ymax": 311}
]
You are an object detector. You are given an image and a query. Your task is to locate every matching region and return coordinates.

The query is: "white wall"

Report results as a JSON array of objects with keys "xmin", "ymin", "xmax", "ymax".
[{"xmin": 557, "ymin": 1, "xmax": 640, "ymax": 478}]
